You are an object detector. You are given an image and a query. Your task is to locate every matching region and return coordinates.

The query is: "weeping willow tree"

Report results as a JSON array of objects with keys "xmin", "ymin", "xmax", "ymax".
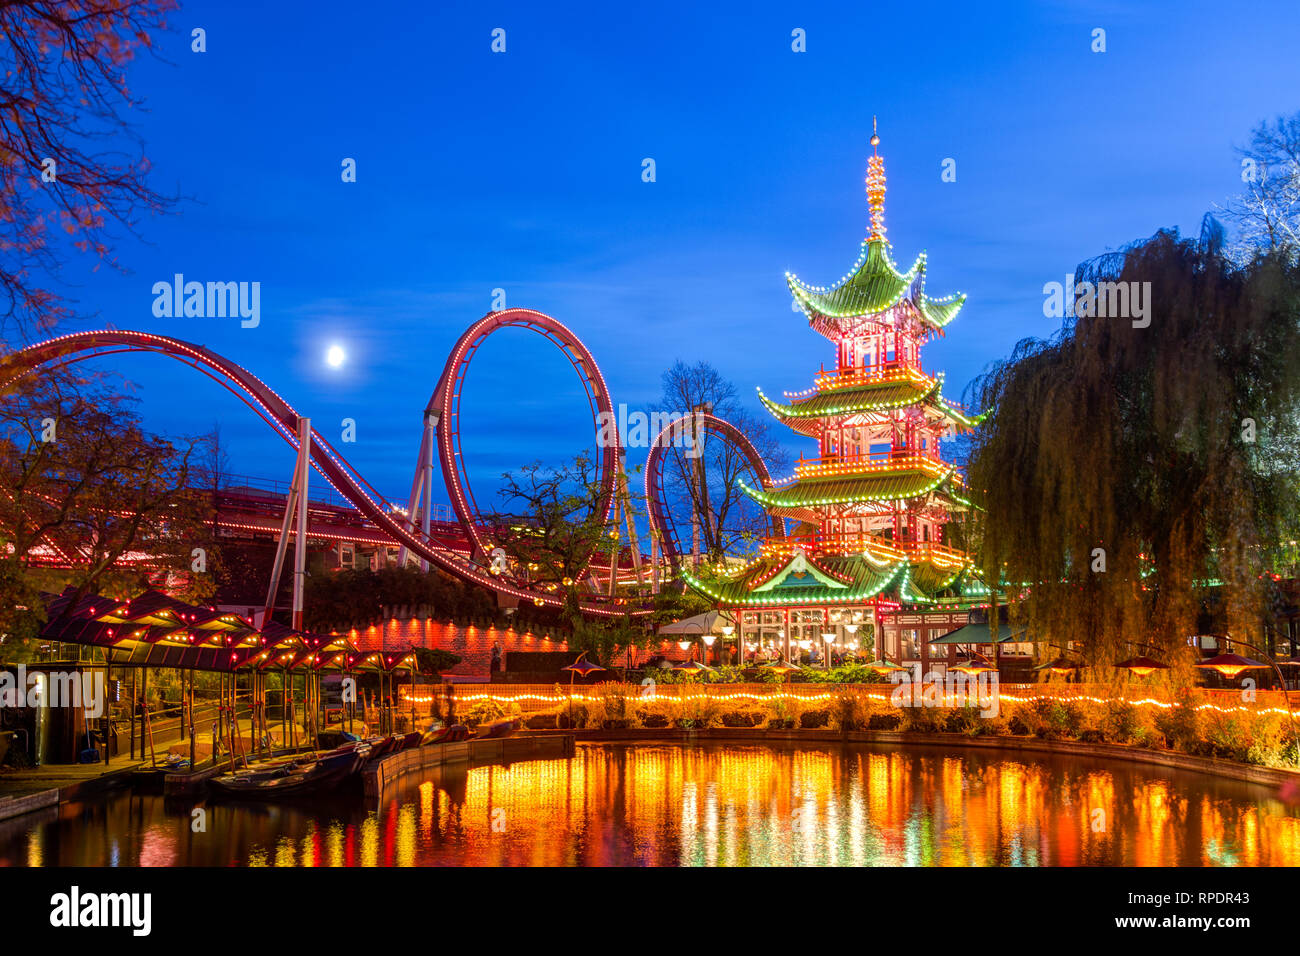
[{"xmin": 967, "ymin": 220, "xmax": 1300, "ymax": 683}]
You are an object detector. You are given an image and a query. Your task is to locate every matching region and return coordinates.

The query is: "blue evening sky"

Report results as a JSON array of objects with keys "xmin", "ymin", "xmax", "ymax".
[{"xmin": 48, "ymin": 0, "xmax": 1300, "ymax": 508}]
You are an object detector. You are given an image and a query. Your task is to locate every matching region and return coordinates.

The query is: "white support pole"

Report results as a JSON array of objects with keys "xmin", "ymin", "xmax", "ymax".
[
  {"xmin": 263, "ymin": 429, "xmax": 308, "ymax": 626},
  {"xmin": 420, "ymin": 414, "xmax": 434, "ymax": 573},
  {"xmin": 607, "ymin": 492, "xmax": 620, "ymax": 599},
  {"xmin": 396, "ymin": 424, "xmax": 428, "ymax": 569},
  {"xmin": 292, "ymin": 417, "xmax": 311, "ymax": 632},
  {"xmin": 618, "ymin": 450, "xmax": 644, "ymax": 588}
]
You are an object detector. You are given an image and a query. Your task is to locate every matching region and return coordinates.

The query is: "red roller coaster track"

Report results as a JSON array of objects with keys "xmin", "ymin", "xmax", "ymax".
[
  {"xmin": 428, "ymin": 308, "xmax": 619, "ymax": 575},
  {"xmin": 644, "ymin": 412, "xmax": 784, "ymax": 570},
  {"xmin": 0, "ymin": 325, "xmax": 637, "ymax": 617}
]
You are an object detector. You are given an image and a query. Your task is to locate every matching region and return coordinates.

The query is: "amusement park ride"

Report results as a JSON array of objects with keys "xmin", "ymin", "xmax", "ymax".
[
  {"xmin": 0, "ymin": 129, "xmax": 989, "ymax": 661},
  {"xmin": 0, "ymin": 311, "xmax": 773, "ymax": 622}
]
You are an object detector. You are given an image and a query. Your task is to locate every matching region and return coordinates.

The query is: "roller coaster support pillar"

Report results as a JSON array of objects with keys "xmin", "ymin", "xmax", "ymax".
[
  {"xmin": 650, "ymin": 532, "xmax": 660, "ymax": 594},
  {"xmin": 263, "ymin": 416, "xmax": 311, "ymax": 627},
  {"xmin": 292, "ymin": 417, "xmax": 311, "ymax": 631},
  {"xmin": 618, "ymin": 450, "xmax": 644, "ymax": 588},
  {"xmin": 397, "ymin": 414, "xmax": 436, "ymax": 572},
  {"xmin": 420, "ymin": 414, "xmax": 434, "ymax": 573}
]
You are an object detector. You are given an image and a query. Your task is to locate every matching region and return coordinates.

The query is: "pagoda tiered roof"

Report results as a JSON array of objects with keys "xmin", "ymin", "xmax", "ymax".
[
  {"xmin": 679, "ymin": 547, "xmax": 985, "ymax": 608},
  {"xmin": 756, "ymin": 369, "xmax": 984, "ymax": 437},
  {"xmin": 737, "ymin": 454, "xmax": 967, "ymax": 523},
  {"xmin": 682, "ymin": 131, "xmax": 994, "ymax": 617},
  {"xmin": 786, "ymin": 239, "xmax": 965, "ymax": 332}
]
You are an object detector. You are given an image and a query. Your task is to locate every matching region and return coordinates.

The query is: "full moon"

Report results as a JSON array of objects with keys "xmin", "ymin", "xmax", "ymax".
[{"xmin": 325, "ymin": 344, "xmax": 346, "ymax": 368}]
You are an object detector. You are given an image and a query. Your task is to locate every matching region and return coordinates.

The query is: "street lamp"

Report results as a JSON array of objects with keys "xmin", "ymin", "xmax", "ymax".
[
  {"xmin": 952, "ymin": 652, "xmax": 997, "ymax": 675},
  {"xmin": 1035, "ymin": 655, "xmax": 1083, "ymax": 677},
  {"xmin": 721, "ymin": 624, "xmax": 735, "ymax": 665},
  {"xmin": 1113, "ymin": 656, "xmax": 1168, "ymax": 677},
  {"xmin": 821, "ymin": 632, "xmax": 835, "ymax": 671},
  {"xmin": 865, "ymin": 658, "xmax": 906, "ymax": 676},
  {"xmin": 1195, "ymin": 636, "xmax": 1299, "ymax": 753},
  {"xmin": 1115, "ymin": 636, "xmax": 1299, "ymax": 754}
]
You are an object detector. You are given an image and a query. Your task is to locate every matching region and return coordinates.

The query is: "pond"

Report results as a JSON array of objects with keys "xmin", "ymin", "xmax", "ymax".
[{"xmin": 2, "ymin": 741, "xmax": 1298, "ymax": 866}]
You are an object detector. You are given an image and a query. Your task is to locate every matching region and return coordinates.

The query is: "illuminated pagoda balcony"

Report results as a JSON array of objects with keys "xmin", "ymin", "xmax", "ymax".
[
  {"xmin": 760, "ymin": 530, "xmax": 968, "ymax": 566},
  {"xmin": 739, "ymin": 457, "xmax": 965, "ymax": 524},
  {"xmin": 813, "ymin": 359, "xmax": 931, "ymax": 392},
  {"xmin": 790, "ymin": 450, "xmax": 957, "ymax": 482}
]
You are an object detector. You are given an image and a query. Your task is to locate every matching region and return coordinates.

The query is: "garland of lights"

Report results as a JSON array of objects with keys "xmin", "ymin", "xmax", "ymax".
[{"xmin": 412, "ymin": 686, "xmax": 1298, "ymax": 722}]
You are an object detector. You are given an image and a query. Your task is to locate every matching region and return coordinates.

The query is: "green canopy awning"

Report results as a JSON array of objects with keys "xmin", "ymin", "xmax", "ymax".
[{"xmin": 929, "ymin": 623, "xmax": 1029, "ymax": 645}]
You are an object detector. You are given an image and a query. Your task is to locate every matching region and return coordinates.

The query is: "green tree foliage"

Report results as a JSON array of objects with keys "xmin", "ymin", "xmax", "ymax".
[
  {"xmin": 967, "ymin": 223, "xmax": 1300, "ymax": 676},
  {"xmin": 566, "ymin": 614, "xmax": 652, "ymax": 668},
  {"xmin": 486, "ymin": 453, "xmax": 617, "ymax": 589},
  {"xmin": 648, "ymin": 586, "xmax": 713, "ymax": 628}
]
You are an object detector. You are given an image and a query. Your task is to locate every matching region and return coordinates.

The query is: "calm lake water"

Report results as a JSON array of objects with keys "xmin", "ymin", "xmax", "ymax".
[{"xmin": 2, "ymin": 741, "xmax": 1298, "ymax": 866}]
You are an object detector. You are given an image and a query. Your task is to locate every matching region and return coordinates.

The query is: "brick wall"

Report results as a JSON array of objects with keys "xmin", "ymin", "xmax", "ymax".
[{"xmin": 344, "ymin": 618, "xmax": 691, "ymax": 679}]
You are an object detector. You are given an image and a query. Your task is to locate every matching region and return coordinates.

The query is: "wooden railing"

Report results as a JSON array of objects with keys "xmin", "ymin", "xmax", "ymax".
[{"xmin": 791, "ymin": 450, "xmax": 952, "ymax": 481}]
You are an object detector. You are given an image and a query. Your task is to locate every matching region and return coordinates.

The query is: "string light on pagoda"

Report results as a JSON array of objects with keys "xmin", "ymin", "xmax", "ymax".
[{"xmin": 866, "ymin": 117, "xmax": 887, "ymax": 243}]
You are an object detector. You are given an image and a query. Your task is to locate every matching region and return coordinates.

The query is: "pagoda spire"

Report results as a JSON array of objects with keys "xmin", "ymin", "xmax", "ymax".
[{"xmin": 866, "ymin": 117, "xmax": 886, "ymax": 243}]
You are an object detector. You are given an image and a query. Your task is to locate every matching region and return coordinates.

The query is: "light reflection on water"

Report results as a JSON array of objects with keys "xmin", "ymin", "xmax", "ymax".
[{"xmin": 2, "ymin": 741, "xmax": 1298, "ymax": 866}]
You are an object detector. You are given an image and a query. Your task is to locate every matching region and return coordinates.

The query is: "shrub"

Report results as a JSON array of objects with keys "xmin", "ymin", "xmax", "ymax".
[
  {"xmin": 866, "ymin": 712, "xmax": 902, "ymax": 730},
  {"xmin": 1100, "ymin": 700, "xmax": 1141, "ymax": 744},
  {"xmin": 830, "ymin": 694, "xmax": 864, "ymax": 731},
  {"xmin": 1019, "ymin": 698, "xmax": 1084, "ymax": 739},
  {"xmin": 720, "ymin": 711, "xmax": 763, "ymax": 728},
  {"xmin": 462, "ymin": 698, "xmax": 522, "ymax": 728},
  {"xmin": 799, "ymin": 709, "xmax": 831, "ymax": 729},
  {"xmin": 899, "ymin": 706, "xmax": 947, "ymax": 733},
  {"xmin": 943, "ymin": 706, "xmax": 985, "ymax": 735},
  {"xmin": 556, "ymin": 703, "xmax": 590, "ymax": 729},
  {"xmin": 1154, "ymin": 690, "xmax": 1204, "ymax": 752},
  {"xmin": 637, "ymin": 709, "xmax": 670, "ymax": 728},
  {"xmin": 675, "ymin": 696, "xmax": 722, "ymax": 729}
]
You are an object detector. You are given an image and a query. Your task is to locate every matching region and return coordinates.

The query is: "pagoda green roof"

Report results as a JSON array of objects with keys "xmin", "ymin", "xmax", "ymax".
[
  {"xmin": 681, "ymin": 555, "xmax": 906, "ymax": 606},
  {"xmin": 737, "ymin": 467, "xmax": 961, "ymax": 520},
  {"xmin": 759, "ymin": 377, "xmax": 941, "ymax": 419},
  {"xmin": 757, "ymin": 373, "xmax": 985, "ymax": 435},
  {"xmin": 679, "ymin": 552, "xmax": 979, "ymax": 607},
  {"xmin": 786, "ymin": 239, "xmax": 965, "ymax": 329}
]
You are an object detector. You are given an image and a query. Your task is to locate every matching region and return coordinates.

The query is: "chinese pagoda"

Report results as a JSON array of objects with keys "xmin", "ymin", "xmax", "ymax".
[{"xmin": 681, "ymin": 125, "xmax": 994, "ymax": 670}]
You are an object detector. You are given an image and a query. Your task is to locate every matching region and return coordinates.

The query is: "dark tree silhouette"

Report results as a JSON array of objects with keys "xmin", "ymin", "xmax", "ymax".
[
  {"xmin": 966, "ymin": 220, "xmax": 1300, "ymax": 684},
  {"xmin": 0, "ymin": 0, "xmax": 177, "ymax": 343}
]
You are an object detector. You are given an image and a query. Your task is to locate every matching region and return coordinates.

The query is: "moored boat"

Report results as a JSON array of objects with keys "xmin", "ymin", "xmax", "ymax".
[{"xmin": 208, "ymin": 748, "xmax": 366, "ymax": 800}]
